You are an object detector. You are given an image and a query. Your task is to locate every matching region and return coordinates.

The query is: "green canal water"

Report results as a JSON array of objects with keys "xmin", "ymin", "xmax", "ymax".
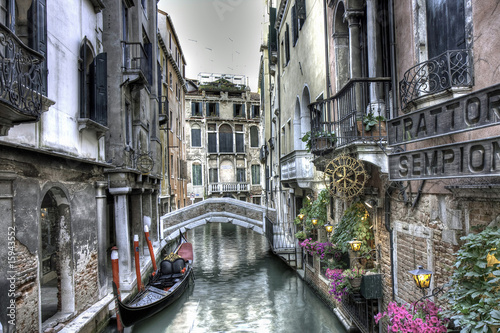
[{"xmin": 112, "ymin": 223, "xmax": 346, "ymax": 333}]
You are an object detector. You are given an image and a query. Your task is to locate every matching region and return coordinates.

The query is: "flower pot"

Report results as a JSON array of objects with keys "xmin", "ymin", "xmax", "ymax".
[
  {"xmin": 350, "ymin": 277, "xmax": 362, "ymax": 289},
  {"xmin": 360, "ymin": 273, "xmax": 382, "ymax": 299},
  {"xmin": 357, "ymin": 120, "xmax": 387, "ymax": 137}
]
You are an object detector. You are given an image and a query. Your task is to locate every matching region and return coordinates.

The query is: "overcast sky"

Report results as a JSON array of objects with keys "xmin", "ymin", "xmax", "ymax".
[{"xmin": 158, "ymin": 0, "xmax": 265, "ymax": 91}]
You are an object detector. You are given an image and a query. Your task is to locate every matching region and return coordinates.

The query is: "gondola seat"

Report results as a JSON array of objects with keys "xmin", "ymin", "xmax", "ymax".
[{"xmin": 160, "ymin": 258, "xmax": 186, "ymax": 280}]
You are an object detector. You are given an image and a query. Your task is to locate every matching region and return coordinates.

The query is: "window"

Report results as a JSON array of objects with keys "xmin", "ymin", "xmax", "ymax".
[
  {"xmin": 251, "ymin": 165, "xmax": 260, "ymax": 185},
  {"xmin": 250, "ymin": 126, "xmax": 259, "ymax": 147},
  {"xmin": 208, "ymin": 133, "xmax": 217, "ymax": 153},
  {"xmin": 233, "ymin": 104, "xmax": 245, "ymax": 118},
  {"xmin": 207, "ymin": 102, "xmax": 219, "ymax": 117},
  {"xmin": 297, "ymin": 0, "xmax": 306, "ymax": 29},
  {"xmin": 252, "ymin": 197, "xmax": 261, "ymax": 205},
  {"xmin": 251, "ymin": 105, "xmax": 260, "ymax": 118},
  {"xmin": 209, "ymin": 168, "xmax": 218, "ymax": 183},
  {"xmin": 292, "ymin": 5, "xmax": 298, "ymax": 46},
  {"xmin": 192, "ymin": 164, "xmax": 202, "ymax": 186},
  {"xmin": 284, "ymin": 24, "xmax": 290, "ymax": 65},
  {"xmin": 236, "ymin": 133, "xmax": 244, "ymax": 152},
  {"xmin": 191, "ymin": 128, "xmax": 201, "ymax": 147},
  {"xmin": 191, "ymin": 102, "xmax": 202, "ymax": 117},
  {"xmin": 169, "ymin": 72, "xmax": 173, "ymax": 89},
  {"xmin": 219, "ymin": 124, "xmax": 233, "ymax": 153},
  {"xmin": 79, "ymin": 39, "xmax": 108, "ymax": 126},
  {"xmin": 426, "ymin": 0, "xmax": 465, "ymax": 59},
  {"xmin": 237, "ymin": 168, "xmax": 246, "ymax": 182}
]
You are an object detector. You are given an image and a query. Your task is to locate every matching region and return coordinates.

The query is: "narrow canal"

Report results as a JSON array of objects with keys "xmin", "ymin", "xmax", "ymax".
[{"xmin": 119, "ymin": 223, "xmax": 346, "ymax": 332}]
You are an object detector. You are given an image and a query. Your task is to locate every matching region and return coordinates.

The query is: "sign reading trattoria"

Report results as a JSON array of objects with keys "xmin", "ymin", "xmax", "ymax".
[
  {"xmin": 388, "ymin": 137, "xmax": 500, "ymax": 181},
  {"xmin": 388, "ymin": 85, "xmax": 500, "ymax": 146}
]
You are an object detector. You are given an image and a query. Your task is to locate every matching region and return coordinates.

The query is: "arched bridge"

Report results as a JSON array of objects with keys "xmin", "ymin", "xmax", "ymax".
[{"xmin": 159, "ymin": 198, "xmax": 300, "ymax": 267}]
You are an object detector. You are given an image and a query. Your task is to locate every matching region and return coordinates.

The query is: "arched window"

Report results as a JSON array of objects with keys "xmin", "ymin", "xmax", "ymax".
[
  {"xmin": 250, "ymin": 126, "xmax": 259, "ymax": 147},
  {"xmin": 192, "ymin": 163, "xmax": 202, "ymax": 186},
  {"xmin": 79, "ymin": 38, "xmax": 108, "ymax": 126},
  {"xmin": 219, "ymin": 124, "xmax": 233, "ymax": 153}
]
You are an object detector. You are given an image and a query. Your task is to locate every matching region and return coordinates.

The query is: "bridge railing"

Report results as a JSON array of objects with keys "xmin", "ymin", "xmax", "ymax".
[{"xmin": 265, "ymin": 215, "xmax": 302, "ymax": 268}]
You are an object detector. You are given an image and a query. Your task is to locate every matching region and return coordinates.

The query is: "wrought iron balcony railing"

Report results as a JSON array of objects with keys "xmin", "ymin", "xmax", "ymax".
[
  {"xmin": 0, "ymin": 22, "xmax": 44, "ymax": 124},
  {"xmin": 208, "ymin": 182, "xmax": 250, "ymax": 194},
  {"xmin": 400, "ymin": 49, "xmax": 473, "ymax": 110},
  {"xmin": 340, "ymin": 292, "xmax": 379, "ymax": 333},
  {"xmin": 122, "ymin": 41, "xmax": 152, "ymax": 86},
  {"xmin": 309, "ymin": 78, "xmax": 391, "ymax": 151}
]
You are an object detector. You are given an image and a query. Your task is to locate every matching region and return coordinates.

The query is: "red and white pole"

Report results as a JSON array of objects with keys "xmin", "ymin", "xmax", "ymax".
[
  {"xmin": 134, "ymin": 235, "xmax": 143, "ymax": 291},
  {"xmin": 111, "ymin": 247, "xmax": 123, "ymax": 333},
  {"xmin": 144, "ymin": 225, "xmax": 157, "ymax": 275}
]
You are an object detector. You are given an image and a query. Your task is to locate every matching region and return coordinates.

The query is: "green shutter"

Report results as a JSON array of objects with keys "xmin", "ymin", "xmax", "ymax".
[{"xmin": 90, "ymin": 53, "xmax": 108, "ymax": 126}]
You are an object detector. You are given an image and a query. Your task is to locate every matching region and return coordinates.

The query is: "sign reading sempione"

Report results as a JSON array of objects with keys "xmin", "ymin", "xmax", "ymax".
[
  {"xmin": 388, "ymin": 85, "xmax": 500, "ymax": 146},
  {"xmin": 389, "ymin": 137, "xmax": 500, "ymax": 181}
]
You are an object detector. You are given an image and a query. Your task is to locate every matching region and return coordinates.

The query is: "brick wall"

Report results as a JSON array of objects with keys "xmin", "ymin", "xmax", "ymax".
[
  {"xmin": 74, "ymin": 251, "xmax": 99, "ymax": 313},
  {"xmin": 15, "ymin": 240, "xmax": 39, "ymax": 333}
]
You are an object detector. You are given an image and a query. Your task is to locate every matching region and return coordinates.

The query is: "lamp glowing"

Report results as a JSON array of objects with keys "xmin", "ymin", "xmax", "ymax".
[
  {"xmin": 298, "ymin": 213, "xmax": 305, "ymax": 221},
  {"xmin": 409, "ymin": 265, "xmax": 433, "ymax": 290},
  {"xmin": 348, "ymin": 238, "xmax": 362, "ymax": 252},
  {"xmin": 312, "ymin": 218, "xmax": 318, "ymax": 225},
  {"xmin": 324, "ymin": 223, "xmax": 333, "ymax": 234}
]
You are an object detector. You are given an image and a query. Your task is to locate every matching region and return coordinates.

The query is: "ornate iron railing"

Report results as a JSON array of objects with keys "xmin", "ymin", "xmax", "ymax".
[
  {"xmin": 0, "ymin": 23, "xmax": 44, "ymax": 118},
  {"xmin": 400, "ymin": 49, "xmax": 473, "ymax": 110},
  {"xmin": 309, "ymin": 78, "xmax": 391, "ymax": 151}
]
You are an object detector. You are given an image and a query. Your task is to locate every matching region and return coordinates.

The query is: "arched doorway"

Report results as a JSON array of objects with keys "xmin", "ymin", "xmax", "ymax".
[{"xmin": 40, "ymin": 188, "xmax": 74, "ymax": 322}]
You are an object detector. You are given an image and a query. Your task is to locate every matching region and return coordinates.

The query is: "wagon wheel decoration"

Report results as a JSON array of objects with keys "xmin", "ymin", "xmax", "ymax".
[
  {"xmin": 136, "ymin": 153, "xmax": 154, "ymax": 174},
  {"xmin": 323, "ymin": 154, "xmax": 367, "ymax": 200}
]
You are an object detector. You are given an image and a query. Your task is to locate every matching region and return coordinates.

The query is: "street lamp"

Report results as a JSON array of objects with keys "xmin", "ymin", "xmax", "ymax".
[
  {"xmin": 348, "ymin": 238, "xmax": 362, "ymax": 252},
  {"xmin": 312, "ymin": 218, "xmax": 318, "ymax": 226},
  {"xmin": 298, "ymin": 213, "xmax": 305, "ymax": 221},
  {"xmin": 324, "ymin": 223, "xmax": 333, "ymax": 234},
  {"xmin": 409, "ymin": 265, "xmax": 433, "ymax": 297}
]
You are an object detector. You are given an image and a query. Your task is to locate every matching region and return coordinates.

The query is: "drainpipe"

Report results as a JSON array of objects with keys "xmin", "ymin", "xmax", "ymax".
[
  {"xmin": 385, "ymin": 186, "xmax": 396, "ymax": 300},
  {"xmin": 389, "ymin": 0, "xmax": 398, "ymax": 118}
]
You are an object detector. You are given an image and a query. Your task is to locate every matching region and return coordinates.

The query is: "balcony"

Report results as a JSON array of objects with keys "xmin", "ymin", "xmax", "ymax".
[
  {"xmin": 400, "ymin": 49, "xmax": 473, "ymax": 110},
  {"xmin": 340, "ymin": 292, "xmax": 379, "ymax": 333},
  {"xmin": 122, "ymin": 41, "xmax": 152, "ymax": 88},
  {"xmin": 280, "ymin": 150, "xmax": 314, "ymax": 188},
  {"xmin": 0, "ymin": 23, "xmax": 44, "ymax": 136},
  {"xmin": 310, "ymin": 78, "xmax": 391, "ymax": 149},
  {"xmin": 208, "ymin": 182, "xmax": 250, "ymax": 195}
]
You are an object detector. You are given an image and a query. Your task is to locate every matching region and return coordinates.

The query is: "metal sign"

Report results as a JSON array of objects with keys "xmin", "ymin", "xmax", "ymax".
[
  {"xmin": 389, "ymin": 136, "xmax": 500, "ymax": 181},
  {"xmin": 388, "ymin": 85, "xmax": 500, "ymax": 146}
]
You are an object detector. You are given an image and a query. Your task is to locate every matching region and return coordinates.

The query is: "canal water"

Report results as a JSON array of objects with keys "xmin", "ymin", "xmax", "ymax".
[{"xmin": 114, "ymin": 223, "xmax": 346, "ymax": 333}]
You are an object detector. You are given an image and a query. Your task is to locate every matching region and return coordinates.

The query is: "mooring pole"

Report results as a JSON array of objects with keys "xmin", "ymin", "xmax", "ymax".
[{"xmin": 111, "ymin": 247, "xmax": 124, "ymax": 333}]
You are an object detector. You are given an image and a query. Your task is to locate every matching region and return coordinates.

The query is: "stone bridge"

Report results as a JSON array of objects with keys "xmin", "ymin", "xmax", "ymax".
[{"xmin": 159, "ymin": 198, "xmax": 300, "ymax": 267}]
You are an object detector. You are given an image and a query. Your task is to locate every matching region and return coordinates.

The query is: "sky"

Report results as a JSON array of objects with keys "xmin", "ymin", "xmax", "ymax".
[{"xmin": 158, "ymin": 0, "xmax": 265, "ymax": 91}]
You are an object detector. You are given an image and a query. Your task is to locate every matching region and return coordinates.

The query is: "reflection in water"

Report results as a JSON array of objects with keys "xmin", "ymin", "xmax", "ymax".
[{"xmin": 131, "ymin": 223, "xmax": 346, "ymax": 333}]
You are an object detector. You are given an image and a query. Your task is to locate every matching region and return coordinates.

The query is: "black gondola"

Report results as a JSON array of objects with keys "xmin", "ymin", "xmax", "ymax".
[{"xmin": 112, "ymin": 234, "xmax": 194, "ymax": 327}]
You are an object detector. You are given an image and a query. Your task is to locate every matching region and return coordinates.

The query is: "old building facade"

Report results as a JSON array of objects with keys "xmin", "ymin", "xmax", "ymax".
[
  {"xmin": 185, "ymin": 74, "xmax": 264, "ymax": 205},
  {"xmin": 264, "ymin": 0, "xmax": 500, "ymax": 331},
  {"xmin": 0, "ymin": 0, "xmax": 108, "ymax": 332},
  {"xmin": 157, "ymin": 10, "xmax": 188, "ymax": 215},
  {"xmin": 0, "ymin": 0, "xmax": 164, "ymax": 332}
]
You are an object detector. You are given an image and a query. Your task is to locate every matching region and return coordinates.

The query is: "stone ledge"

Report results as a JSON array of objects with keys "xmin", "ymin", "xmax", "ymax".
[{"xmin": 59, "ymin": 294, "xmax": 113, "ymax": 333}]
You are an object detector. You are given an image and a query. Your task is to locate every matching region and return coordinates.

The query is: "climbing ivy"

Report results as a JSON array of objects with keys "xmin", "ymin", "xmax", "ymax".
[{"xmin": 330, "ymin": 202, "xmax": 373, "ymax": 254}]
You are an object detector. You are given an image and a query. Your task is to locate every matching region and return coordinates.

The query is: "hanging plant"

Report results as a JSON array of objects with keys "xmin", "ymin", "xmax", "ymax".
[
  {"xmin": 330, "ymin": 202, "xmax": 373, "ymax": 254},
  {"xmin": 308, "ymin": 189, "xmax": 330, "ymax": 227},
  {"xmin": 441, "ymin": 226, "xmax": 500, "ymax": 332}
]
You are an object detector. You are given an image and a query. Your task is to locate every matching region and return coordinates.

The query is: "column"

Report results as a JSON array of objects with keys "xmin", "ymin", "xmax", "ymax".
[
  {"xmin": 130, "ymin": 190, "xmax": 143, "ymax": 255},
  {"xmin": 95, "ymin": 181, "xmax": 108, "ymax": 298},
  {"xmin": 109, "ymin": 187, "xmax": 133, "ymax": 289},
  {"xmin": 346, "ymin": 10, "xmax": 364, "ymax": 117},
  {"xmin": 366, "ymin": 0, "xmax": 385, "ymax": 114}
]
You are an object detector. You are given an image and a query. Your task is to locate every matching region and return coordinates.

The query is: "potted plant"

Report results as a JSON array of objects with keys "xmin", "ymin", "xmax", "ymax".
[
  {"xmin": 301, "ymin": 130, "xmax": 336, "ymax": 153},
  {"xmin": 358, "ymin": 112, "xmax": 386, "ymax": 135},
  {"xmin": 295, "ymin": 230, "xmax": 307, "ymax": 241},
  {"xmin": 342, "ymin": 266, "xmax": 366, "ymax": 290},
  {"xmin": 441, "ymin": 226, "xmax": 500, "ymax": 332},
  {"xmin": 374, "ymin": 300, "xmax": 449, "ymax": 332}
]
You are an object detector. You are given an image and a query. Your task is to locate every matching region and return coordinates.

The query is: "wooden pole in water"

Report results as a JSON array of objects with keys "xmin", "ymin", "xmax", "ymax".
[
  {"xmin": 134, "ymin": 235, "xmax": 143, "ymax": 291},
  {"xmin": 144, "ymin": 225, "xmax": 157, "ymax": 275},
  {"xmin": 111, "ymin": 247, "xmax": 124, "ymax": 333}
]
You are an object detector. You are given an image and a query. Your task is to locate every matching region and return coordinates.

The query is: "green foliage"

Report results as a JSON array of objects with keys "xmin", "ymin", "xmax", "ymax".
[
  {"xmin": 441, "ymin": 226, "xmax": 500, "ymax": 332},
  {"xmin": 309, "ymin": 189, "xmax": 330, "ymax": 227},
  {"xmin": 294, "ymin": 231, "xmax": 307, "ymax": 240},
  {"xmin": 301, "ymin": 130, "xmax": 336, "ymax": 153},
  {"xmin": 363, "ymin": 112, "xmax": 386, "ymax": 132},
  {"xmin": 330, "ymin": 202, "xmax": 373, "ymax": 254}
]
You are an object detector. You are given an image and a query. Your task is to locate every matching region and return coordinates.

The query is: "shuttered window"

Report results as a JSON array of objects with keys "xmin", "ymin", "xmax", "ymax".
[
  {"xmin": 250, "ymin": 127, "xmax": 259, "ymax": 147},
  {"xmin": 292, "ymin": 5, "xmax": 298, "ymax": 46},
  {"xmin": 297, "ymin": 0, "xmax": 306, "ymax": 28},
  {"xmin": 285, "ymin": 24, "xmax": 290, "ymax": 65},
  {"xmin": 207, "ymin": 102, "xmax": 219, "ymax": 117},
  {"xmin": 28, "ymin": 0, "xmax": 47, "ymax": 95},
  {"xmin": 236, "ymin": 133, "xmax": 244, "ymax": 152},
  {"xmin": 233, "ymin": 104, "xmax": 245, "ymax": 118},
  {"xmin": 192, "ymin": 102, "xmax": 202, "ymax": 116}
]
